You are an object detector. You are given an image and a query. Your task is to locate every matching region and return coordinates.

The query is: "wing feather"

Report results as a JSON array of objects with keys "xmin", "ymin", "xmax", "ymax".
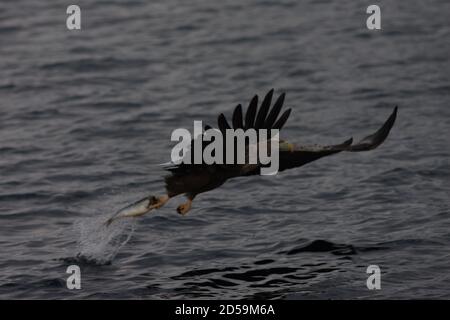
[
  {"xmin": 244, "ymin": 95, "xmax": 258, "ymax": 129},
  {"xmin": 232, "ymin": 104, "xmax": 244, "ymax": 129},
  {"xmin": 264, "ymin": 93, "xmax": 285, "ymax": 129},
  {"xmin": 254, "ymin": 89, "xmax": 273, "ymax": 129},
  {"xmin": 272, "ymin": 108, "xmax": 291, "ymax": 130},
  {"xmin": 218, "ymin": 113, "xmax": 231, "ymax": 133}
]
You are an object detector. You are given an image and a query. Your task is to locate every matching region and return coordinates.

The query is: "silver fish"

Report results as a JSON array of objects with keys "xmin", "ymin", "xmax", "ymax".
[{"xmin": 105, "ymin": 196, "xmax": 157, "ymax": 226}]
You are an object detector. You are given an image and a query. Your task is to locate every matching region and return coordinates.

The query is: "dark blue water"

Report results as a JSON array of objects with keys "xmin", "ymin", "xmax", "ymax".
[{"xmin": 0, "ymin": 0, "xmax": 449, "ymax": 299}]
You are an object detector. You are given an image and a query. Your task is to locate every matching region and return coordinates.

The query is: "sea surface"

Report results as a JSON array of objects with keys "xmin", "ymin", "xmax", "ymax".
[{"xmin": 0, "ymin": 0, "xmax": 449, "ymax": 299}]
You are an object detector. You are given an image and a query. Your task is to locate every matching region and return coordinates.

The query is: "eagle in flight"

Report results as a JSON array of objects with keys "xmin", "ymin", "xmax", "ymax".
[{"xmin": 107, "ymin": 89, "xmax": 397, "ymax": 224}]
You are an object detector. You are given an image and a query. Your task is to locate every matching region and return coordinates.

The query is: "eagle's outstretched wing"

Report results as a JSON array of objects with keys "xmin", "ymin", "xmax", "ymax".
[
  {"xmin": 278, "ymin": 106, "xmax": 398, "ymax": 172},
  {"xmin": 206, "ymin": 89, "xmax": 291, "ymax": 133}
]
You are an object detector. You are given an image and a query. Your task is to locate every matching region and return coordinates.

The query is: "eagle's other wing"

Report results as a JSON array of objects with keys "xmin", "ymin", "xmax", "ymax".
[{"xmin": 278, "ymin": 106, "xmax": 397, "ymax": 172}]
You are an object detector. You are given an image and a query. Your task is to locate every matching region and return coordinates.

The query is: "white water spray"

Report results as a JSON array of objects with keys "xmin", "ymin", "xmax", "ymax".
[{"xmin": 72, "ymin": 214, "xmax": 136, "ymax": 264}]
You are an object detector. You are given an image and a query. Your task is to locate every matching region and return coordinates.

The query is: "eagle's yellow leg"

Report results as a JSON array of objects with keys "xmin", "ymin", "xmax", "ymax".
[{"xmin": 177, "ymin": 197, "xmax": 193, "ymax": 215}]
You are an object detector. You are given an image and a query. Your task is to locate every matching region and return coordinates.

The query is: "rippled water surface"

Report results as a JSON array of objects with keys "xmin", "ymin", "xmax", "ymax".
[{"xmin": 1, "ymin": 0, "xmax": 449, "ymax": 299}]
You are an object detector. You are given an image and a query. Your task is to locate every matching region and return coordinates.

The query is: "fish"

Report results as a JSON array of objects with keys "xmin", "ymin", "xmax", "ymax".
[{"xmin": 105, "ymin": 196, "xmax": 157, "ymax": 226}]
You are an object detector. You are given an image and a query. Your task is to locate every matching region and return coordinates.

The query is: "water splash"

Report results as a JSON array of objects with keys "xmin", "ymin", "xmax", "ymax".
[{"xmin": 72, "ymin": 214, "xmax": 136, "ymax": 265}]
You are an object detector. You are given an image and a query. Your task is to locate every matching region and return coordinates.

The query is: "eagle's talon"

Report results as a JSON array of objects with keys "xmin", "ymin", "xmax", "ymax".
[
  {"xmin": 177, "ymin": 200, "xmax": 192, "ymax": 215},
  {"xmin": 149, "ymin": 195, "xmax": 169, "ymax": 210}
]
